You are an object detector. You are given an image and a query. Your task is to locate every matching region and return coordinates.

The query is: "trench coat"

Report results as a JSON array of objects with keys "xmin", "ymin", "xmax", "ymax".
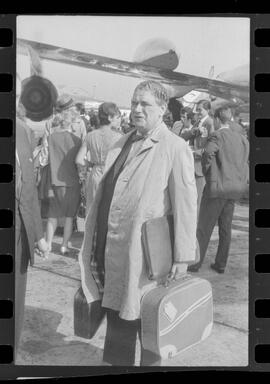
[{"xmin": 79, "ymin": 122, "xmax": 197, "ymax": 320}]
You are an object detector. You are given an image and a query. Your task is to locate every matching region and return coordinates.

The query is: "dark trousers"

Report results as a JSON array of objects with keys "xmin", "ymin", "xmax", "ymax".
[
  {"xmin": 195, "ymin": 176, "xmax": 205, "ymax": 219},
  {"xmin": 103, "ymin": 309, "xmax": 161, "ymax": 366},
  {"xmin": 197, "ymin": 191, "xmax": 235, "ymax": 269}
]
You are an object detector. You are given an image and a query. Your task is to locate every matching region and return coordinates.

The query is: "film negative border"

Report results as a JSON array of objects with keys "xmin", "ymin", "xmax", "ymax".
[
  {"xmin": 253, "ymin": 14, "xmax": 270, "ymax": 370},
  {"xmin": 0, "ymin": 12, "xmax": 269, "ymax": 378},
  {"xmin": 0, "ymin": 14, "xmax": 15, "ymax": 375}
]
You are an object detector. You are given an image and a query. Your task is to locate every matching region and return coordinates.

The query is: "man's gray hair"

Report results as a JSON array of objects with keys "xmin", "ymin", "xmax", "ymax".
[{"xmin": 134, "ymin": 80, "xmax": 169, "ymax": 107}]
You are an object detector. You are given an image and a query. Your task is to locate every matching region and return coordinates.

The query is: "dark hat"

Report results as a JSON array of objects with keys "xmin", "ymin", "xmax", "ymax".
[
  {"xmin": 55, "ymin": 94, "xmax": 75, "ymax": 112},
  {"xmin": 20, "ymin": 75, "xmax": 58, "ymax": 122}
]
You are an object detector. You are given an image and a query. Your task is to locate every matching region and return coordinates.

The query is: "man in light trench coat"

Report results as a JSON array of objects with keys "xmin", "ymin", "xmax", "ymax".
[{"xmin": 79, "ymin": 80, "xmax": 197, "ymax": 366}]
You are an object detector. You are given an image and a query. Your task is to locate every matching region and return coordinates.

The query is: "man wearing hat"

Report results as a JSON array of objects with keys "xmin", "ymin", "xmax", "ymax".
[{"xmin": 79, "ymin": 80, "xmax": 197, "ymax": 366}]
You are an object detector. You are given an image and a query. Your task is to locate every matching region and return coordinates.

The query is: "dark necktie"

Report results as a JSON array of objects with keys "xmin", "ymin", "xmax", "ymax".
[{"xmin": 111, "ymin": 131, "xmax": 144, "ymax": 182}]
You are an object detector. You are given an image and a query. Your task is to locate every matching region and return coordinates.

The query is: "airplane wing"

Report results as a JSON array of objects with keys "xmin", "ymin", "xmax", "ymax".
[{"xmin": 17, "ymin": 38, "xmax": 249, "ymax": 103}]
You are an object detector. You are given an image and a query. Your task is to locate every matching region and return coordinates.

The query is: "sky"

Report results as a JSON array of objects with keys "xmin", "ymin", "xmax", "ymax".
[{"xmin": 17, "ymin": 15, "xmax": 250, "ymax": 109}]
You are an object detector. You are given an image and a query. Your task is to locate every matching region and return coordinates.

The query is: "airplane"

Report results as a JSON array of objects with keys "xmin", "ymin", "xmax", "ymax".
[
  {"xmin": 180, "ymin": 64, "xmax": 249, "ymax": 114},
  {"xmin": 17, "ymin": 37, "xmax": 249, "ymax": 122}
]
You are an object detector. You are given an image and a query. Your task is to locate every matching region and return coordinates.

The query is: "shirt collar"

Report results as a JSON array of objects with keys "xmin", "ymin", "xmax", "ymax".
[
  {"xmin": 135, "ymin": 121, "xmax": 165, "ymax": 142},
  {"xmin": 218, "ymin": 124, "xmax": 230, "ymax": 130}
]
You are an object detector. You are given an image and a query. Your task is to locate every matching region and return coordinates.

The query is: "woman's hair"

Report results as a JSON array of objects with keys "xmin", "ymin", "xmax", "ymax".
[
  {"xmin": 90, "ymin": 113, "xmax": 99, "ymax": 129},
  {"xmin": 98, "ymin": 102, "xmax": 121, "ymax": 126},
  {"xmin": 168, "ymin": 98, "xmax": 182, "ymax": 122},
  {"xmin": 181, "ymin": 107, "xmax": 195, "ymax": 121},
  {"xmin": 75, "ymin": 102, "xmax": 85, "ymax": 114}
]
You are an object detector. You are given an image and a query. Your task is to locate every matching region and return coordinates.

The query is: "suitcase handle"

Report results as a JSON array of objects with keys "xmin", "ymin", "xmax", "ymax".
[{"xmin": 163, "ymin": 272, "xmax": 191, "ymax": 288}]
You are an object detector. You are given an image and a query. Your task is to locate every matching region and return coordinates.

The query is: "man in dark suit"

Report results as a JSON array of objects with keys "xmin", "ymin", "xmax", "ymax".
[
  {"xmin": 180, "ymin": 100, "xmax": 214, "ymax": 215},
  {"xmin": 15, "ymin": 75, "xmax": 48, "ymax": 355},
  {"xmin": 188, "ymin": 106, "xmax": 249, "ymax": 273}
]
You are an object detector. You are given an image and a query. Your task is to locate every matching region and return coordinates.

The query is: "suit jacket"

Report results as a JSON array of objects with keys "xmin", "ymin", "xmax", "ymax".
[
  {"xmin": 181, "ymin": 116, "xmax": 214, "ymax": 177},
  {"xmin": 16, "ymin": 118, "xmax": 43, "ymax": 266},
  {"xmin": 229, "ymin": 121, "xmax": 246, "ymax": 136},
  {"xmin": 79, "ymin": 122, "xmax": 197, "ymax": 320},
  {"xmin": 202, "ymin": 127, "xmax": 249, "ymax": 200}
]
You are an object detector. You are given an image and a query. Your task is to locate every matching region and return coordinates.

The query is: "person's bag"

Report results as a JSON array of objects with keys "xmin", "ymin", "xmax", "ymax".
[
  {"xmin": 38, "ymin": 164, "xmax": 53, "ymax": 200},
  {"xmin": 142, "ymin": 215, "xmax": 200, "ymax": 280},
  {"xmin": 140, "ymin": 274, "xmax": 213, "ymax": 361},
  {"xmin": 77, "ymin": 185, "xmax": 86, "ymax": 219},
  {"xmin": 32, "ymin": 144, "xmax": 44, "ymax": 186},
  {"xmin": 141, "ymin": 215, "xmax": 174, "ymax": 280},
  {"xmin": 76, "ymin": 185, "xmax": 86, "ymax": 231},
  {"xmin": 73, "ymin": 286, "xmax": 106, "ymax": 339}
]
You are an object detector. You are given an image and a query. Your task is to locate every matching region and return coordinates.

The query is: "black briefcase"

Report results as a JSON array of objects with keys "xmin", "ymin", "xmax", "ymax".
[{"xmin": 73, "ymin": 286, "xmax": 106, "ymax": 339}]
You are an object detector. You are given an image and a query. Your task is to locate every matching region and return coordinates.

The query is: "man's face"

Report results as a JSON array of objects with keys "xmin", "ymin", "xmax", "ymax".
[
  {"xmin": 196, "ymin": 104, "xmax": 208, "ymax": 120},
  {"xmin": 180, "ymin": 112, "xmax": 186, "ymax": 122},
  {"xmin": 131, "ymin": 90, "xmax": 166, "ymax": 134},
  {"xmin": 181, "ymin": 113, "xmax": 190, "ymax": 128}
]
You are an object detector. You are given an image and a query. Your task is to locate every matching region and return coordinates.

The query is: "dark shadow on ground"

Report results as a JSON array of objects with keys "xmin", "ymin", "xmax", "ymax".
[{"xmin": 16, "ymin": 306, "xmax": 103, "ymax": 365}]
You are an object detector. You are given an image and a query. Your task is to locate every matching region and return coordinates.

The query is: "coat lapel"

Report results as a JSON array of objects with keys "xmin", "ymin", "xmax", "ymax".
[
  {"xmin": 135, "ymin": 136, "xmax": 155, "ymax": 157},
  {"xmin": 135, "ymin": 122, "xmax": 166, "ymax": 157},
  {"xmin": 104, "ymin": 123, "xmax": 167, "ymax": 174}
]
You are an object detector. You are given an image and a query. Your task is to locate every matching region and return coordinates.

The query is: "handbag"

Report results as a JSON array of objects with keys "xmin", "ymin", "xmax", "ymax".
[
  {"xmin": 73, "ymin": 286, "xmax": 106, "ymax": 339},
  {"xmin": 142, "ymin": 215, "xmax": 174, "ymax": 280},
  {"xmin": 38, "ymin": 164, "xmax": 53, "ymax": 200},
  {"xmin": 77, "ymin": 185, "xmax": 86, "ymax": 219}
]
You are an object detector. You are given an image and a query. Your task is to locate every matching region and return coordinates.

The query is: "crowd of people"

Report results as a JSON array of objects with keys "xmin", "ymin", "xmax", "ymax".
[{"xmin": 15, "ymin": 76, "xmax": 249, "ymax": 365}]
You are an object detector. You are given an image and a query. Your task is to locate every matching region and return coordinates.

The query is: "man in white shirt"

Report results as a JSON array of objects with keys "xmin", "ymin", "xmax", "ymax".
[{"xmin": 178, "ymin": 100, "xmax": 214, "ymax": 216}]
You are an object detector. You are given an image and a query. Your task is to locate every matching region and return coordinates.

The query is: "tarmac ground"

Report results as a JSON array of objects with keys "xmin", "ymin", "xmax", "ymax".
[{"xmin": 16, "ymin": 202, "xmax": 249, "ymax": 368}]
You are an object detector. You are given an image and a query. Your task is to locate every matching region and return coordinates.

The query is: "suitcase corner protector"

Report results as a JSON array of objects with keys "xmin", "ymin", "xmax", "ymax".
[{"xmin": 160, "ymin": 344, "xmax": 178, "ymax": 360}]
